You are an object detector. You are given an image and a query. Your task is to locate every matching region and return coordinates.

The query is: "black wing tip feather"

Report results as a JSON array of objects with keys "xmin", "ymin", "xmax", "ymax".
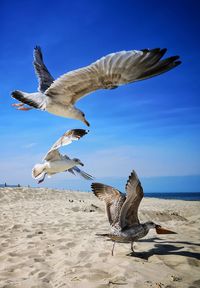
[
  {"xmin": 137, "ymin": 52, "xmax": 181, "ymax": 81},
  {"xmin": 174, "ymin": 60, "xmax": 182, "ymax": 66},
  {"xmin": 34, "ymin": 45, "xmax": 42, "ymax": 52},
  {"xmin": 33, "ymin": 45, "xmax": 43, "ymax": 62},
  {"xmin": 141, "ymin": 48, "xmax": 181, "ymax": 64},
  {"xmin": 72, "ymin": 129, "xmax": 89, "ymax": 137},
  {"xmin": 80, "ymin": 171, "xmax": 94, "ymax": 181},
  {"xmin": 64, "ymin": 129, "xmax": 89, "ymax": 140},
  {"xmin": 168, "ymin": 55, "xmax": 180, "ymax": 62},
  {"xmin": 141, "ymin": 48, "xmax": 167, "ymax": 54}
]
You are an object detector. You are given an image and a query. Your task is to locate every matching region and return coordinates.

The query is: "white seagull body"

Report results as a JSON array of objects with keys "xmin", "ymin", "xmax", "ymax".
[
  {"xmin": 32, "ymin": 129, "xmax": 94, "ymax": 183},
  {"xmin": 11, "ymin": 47, "xmax": 181, "ymax": 126}
]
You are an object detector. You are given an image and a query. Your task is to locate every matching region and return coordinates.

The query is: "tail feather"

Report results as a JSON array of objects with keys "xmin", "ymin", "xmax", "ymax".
[
  {"xmin": 96, "ymin": 233, "xmax": 110, "ymax": 237},
  {"xmin": 32, "ymin": 163, "xmax": 45, "ymax": 179},
  {"xmin": 11, "ymin": 90, "xmax": 41, "ymax": 109}
]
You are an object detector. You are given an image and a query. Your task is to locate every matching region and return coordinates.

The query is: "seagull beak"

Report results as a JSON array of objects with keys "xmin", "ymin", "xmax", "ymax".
[
  {"xmin": 83, "ymin": 119, "xmax": 90, "ymax": 127},
  {"xmin": 155, "ymin": 225, "xmax": 177, "ymax": 234},
  {"xmin": 79, "ymin": 162, "xmax": 84, "ymax": 166}
]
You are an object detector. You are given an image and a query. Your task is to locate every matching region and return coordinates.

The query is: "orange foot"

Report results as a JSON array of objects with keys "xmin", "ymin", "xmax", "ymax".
[{"xmin": 17, "ymin": 107, "xmax": 32, "ymax": 111}]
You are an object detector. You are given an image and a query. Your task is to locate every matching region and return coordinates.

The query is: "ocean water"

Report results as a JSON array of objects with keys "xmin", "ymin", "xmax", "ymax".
[
  {"xmin": 1, "ymin": 184, "xmax": 200, "ymax": 201},
  {"xmin": 145, "ymin": 192, "xmax": 200, "ymax": 201}
]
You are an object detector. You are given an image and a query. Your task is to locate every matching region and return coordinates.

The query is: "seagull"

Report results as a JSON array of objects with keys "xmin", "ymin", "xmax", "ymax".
[
  {"xmin": 91, "ymin": 170, "xmax": 176, "ymax": 256},
  {"xmin": 32, "ymin": 129, "xmax": 94, "ymax": 183},
  {"xmin": 11, "ymin": 46, "xmax": 181, "ymax": 126}
]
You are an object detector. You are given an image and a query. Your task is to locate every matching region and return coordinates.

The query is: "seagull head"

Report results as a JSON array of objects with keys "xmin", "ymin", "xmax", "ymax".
[
  {"xmin": 72, "ymin": 158, "xmax": 84, "ymax": 166},
  {"xmin": 78, "ymin": 110, "xmax": 90, "ymax": 127},
  {"xmin": 81, "ymin": 112, "xmax": 90, "ymax": 127},
  {"xmin": 72, "ymin": 107, "xmax": 90, "ymax": 126}
]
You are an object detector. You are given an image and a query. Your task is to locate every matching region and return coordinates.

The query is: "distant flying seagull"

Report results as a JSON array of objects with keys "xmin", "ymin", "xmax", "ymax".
[
  {"xmin": 92, "ymin": 170, "xmax": 176, "ymax": 256},
  {"xmin": 32, "ymin": 129, "xmax": 93, "ymax": 183},
  {"xmin": 11, "ymin": 46, "xmax": 181, "ymax": 126}
]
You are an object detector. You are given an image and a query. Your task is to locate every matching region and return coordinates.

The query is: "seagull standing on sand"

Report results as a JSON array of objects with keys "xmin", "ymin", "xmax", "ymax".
[
  {"xmin": 12, "ymin": 46, "xmax": 181, "ymax": 126},
  {"xmin": 92, "ymin": 170, "xmax": 176, "ymax": 256},
  {"xmin": 32, "ymin": 129, "xmax": 93, "ymax": 183}
]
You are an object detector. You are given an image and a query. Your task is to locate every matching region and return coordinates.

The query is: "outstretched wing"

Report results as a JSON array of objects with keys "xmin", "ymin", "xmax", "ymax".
[
  {"xmin": 33, "ymin": 46, "xmax": 54, "ymax": 93},
  {"xmin": 48, "ymin": 129, "xmax": 88, "ymax": 151},
  {"xmin": 45, "ymin": 48, "xmax": 181, "ymax": 105},
  {"xmin": 44, "ymin": 149, "xmax": 62, "ymax": 162},
  {"xmin": 91, "ymin": 183, "xmax": 126, "ymax": 226},
  {"xmin": 119, "ymin": 170, "xmax": 144, "ymax": 230},
  {"xmin": 68, "ymin": 166, "xmax": 94, "ymax": 180}
]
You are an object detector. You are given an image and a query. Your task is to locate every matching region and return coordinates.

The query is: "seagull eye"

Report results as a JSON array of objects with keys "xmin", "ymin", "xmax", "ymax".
[{"xmin": 82, "ymin": 113, "xmax": 85, "ymax": 117}]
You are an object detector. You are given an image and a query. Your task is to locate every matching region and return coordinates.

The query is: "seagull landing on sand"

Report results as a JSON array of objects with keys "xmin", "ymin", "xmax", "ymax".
[
  {"xmin": 91, "ymin": 170, "xmax": 176, "ymax": 256},
  {"xmin": 32, "ymin": 129, "xmax": 94, "ymax": 183},
  {"xmin": 11, "ymin": 46, "xmax": 181, "ymax": 126}
]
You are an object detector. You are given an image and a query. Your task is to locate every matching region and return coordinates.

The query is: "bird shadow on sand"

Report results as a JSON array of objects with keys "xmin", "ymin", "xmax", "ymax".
[
  {"xmin": 127, "ymin": 237, "xmax": 200, "ymax": 260},
  {"xmin": 140, "ymin": 237, "xmax": 200, "ymax": 247}
]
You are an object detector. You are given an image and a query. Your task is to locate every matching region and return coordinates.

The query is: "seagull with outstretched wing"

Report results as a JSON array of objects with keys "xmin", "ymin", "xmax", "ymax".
[
  {"xmin": 92, "ymin": 170, "xmax": 176, "ymax": 256},
  {"xmin": 32, "ymin": 129, "xmax": 93, "ymax": 183},
  {"xmin": 12, "ymin": 47, "xmax": 181, "ymax": 126}
]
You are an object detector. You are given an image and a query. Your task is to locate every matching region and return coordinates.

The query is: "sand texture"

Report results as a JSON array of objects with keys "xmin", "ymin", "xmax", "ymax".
[{"xmin": 0, "ymin": 187, "xmax": 200, "ymax": 288}]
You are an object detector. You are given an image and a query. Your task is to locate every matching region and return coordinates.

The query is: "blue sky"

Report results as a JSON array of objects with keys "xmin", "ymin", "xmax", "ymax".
[{"xmin": 1, "ymin": 0, "xmax": 200, "ymax": 192}]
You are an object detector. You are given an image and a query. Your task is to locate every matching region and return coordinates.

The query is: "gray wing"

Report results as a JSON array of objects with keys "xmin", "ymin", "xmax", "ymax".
[
  {"xmin": 91, "ymin": 183, "xmax": 126, "ymax": 226},
  {"xmin": 119, "ymin": 170, "xmax": 144, "ymax": 230},
  {"xmin": 44, "ymin": 149, "xmax": 62, "ymax": 162},
  {"xmin": 68, "ymin": 166, "xmax": 94, "ymax": 180},
  {"xmin": 33, "ymin": 46, "xmax": 54, "ymax": 93},
  {"xmin": 48, "ymin": 129, "xmax": 89, "ymax": 151},
  {"xmin": 45, "ymin": 48, "xmax": 181, "ymax": 105}
]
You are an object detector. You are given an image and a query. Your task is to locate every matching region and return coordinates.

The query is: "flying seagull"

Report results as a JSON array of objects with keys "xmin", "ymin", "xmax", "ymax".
[
  {"xmin": 11, "ymin": 46, "xmax": 181, "ymax": 126},
  {"xmin": 91, "ymin": 170, "xmax": 176, "ymax": 256},
  {"xmin": 32, "ymin": 129, "xmax": 93, "ymax": 183}
]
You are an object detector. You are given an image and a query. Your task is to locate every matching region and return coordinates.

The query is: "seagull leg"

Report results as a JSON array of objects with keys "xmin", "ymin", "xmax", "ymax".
[
  {"xmin": 12, "ymin": 102, "xmax": 33, "ymax": 111},
  {"xmin": 38, "ymin": 173, "xmax": 47, "ymax": 184},
  {"xmin": 17, "ymin": 106, "xmax": 32, "ymax": 111},
  {"xmin": 12, "ymin": 103, "xmax": 24, "ymax": 107},
  {"xmin": 111, "ymin": 241, "xmax": 116, "ymax": 256},
  {"xmin": 131, "ymin": 241, "xmax": 134, "ymax": 252}
]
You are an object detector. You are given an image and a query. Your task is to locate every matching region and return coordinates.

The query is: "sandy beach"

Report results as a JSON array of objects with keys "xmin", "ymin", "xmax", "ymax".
[{"xmin": 0, "ymin": 187, "xmax": 199, "ymax": 288}]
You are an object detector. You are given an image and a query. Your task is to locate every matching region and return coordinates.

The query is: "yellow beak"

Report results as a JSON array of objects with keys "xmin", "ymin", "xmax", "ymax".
[{"xmin": 83, "ymin": 119, "xmax": 90, "ymax": 127}]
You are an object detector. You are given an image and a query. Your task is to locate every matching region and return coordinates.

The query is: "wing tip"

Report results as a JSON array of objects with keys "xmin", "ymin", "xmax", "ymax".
[
  {"xmin": 174, "ymin": 60, "xmax": 182, "ymax": 66},
  {"xmin": 91, "ymin": 182, "xmax": 104, "ymax": 196},
  {"xmin": 125, "ymin": 169, "xmax": 141, "ymax": 190},
  {"xmin": 141, "ymin": 48, "xmax": 167, "ymax": 54},
  {"xmin": 69, "ymin": 128, "xmax": 89, "ymax": 139},
  {"xmin": 82, "ymin": 172, "xmax": 94, "ymax": 181},
  {"xmin": 34, "ymin": 45, "xmax": 42, "ymax": 51}
]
